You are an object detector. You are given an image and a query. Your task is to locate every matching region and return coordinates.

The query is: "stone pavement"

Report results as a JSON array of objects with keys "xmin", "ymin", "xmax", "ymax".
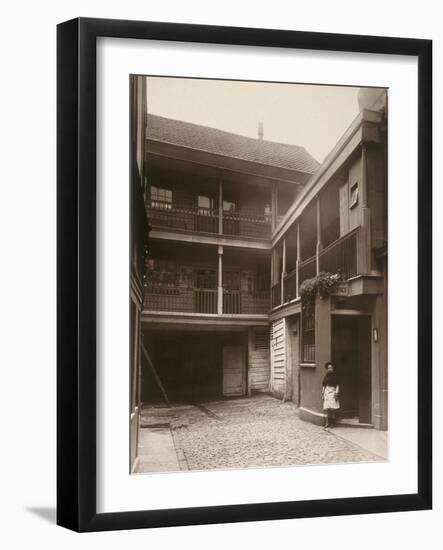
[{"xmin": 136, "ymin": 395, "xmax": 385, "ymax": 474}]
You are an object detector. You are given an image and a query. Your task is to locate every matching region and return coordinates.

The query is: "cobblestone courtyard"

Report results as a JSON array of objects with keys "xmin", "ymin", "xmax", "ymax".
[{"xmin": 136, "ymin": 395, "xmax": 385, "ymax": 473}]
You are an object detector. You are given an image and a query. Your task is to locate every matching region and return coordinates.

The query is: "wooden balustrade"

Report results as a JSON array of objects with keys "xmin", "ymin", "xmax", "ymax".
[
  {"xmin": 271, "ymin": 282, "xmax": 281, "ymax": 309},
  {"xmin": 299, "ymin": 255, "xmax": 316, "ymax": 286},
  {"xmin": 222, "ymin": 290, "xmax": 241, "ymax": 314},
  {"xmin": 144, "ymin": 285, "xmax": 269, "ymax": 315},
  {"xmin": 319, "ymin": 228, "xmax": 358, "ymax": 279},
  {"xmin": 240, "ymin": 290, "xmax": 270, "ymax": 314},
  {"xmin": 147, "ymin": 204, "xmax": 218, "ymax": 234},
  {"xmin": 144, "ymin": 285, "xmax": 194, "ymax": 313},
  {"xmin": 147, "ymin": 203, "xmax": 271, "ymax": 239},
  {"xmin": 283, "ymin": 268, "xmax": 298, "ymax": 303},
  {"xmin": 223, "ymin": 210, "xmax": 271, "ymax": 238},
  {"xmin": 194, "ymin": 288, "xmax": 218, "ymax": 313}
]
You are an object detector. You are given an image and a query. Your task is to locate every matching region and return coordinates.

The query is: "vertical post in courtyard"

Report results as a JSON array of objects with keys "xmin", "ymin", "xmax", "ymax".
[
  {"xmin": 296, "ymin": 221, "xmax": 301, "ymax": 298},
  {"xmin": 217, "ymin": 245, "xmax": 223, "ymax": 315},
  {"xmin": 315, "ymin": 195, "xmax": 323, "ymax": 275},
  {"xmin": 281, "ymin": 237, "xmax": 286, "ymax": 304},
  {"xmin": 218, "ymin": 172, "xmax": 223, "ymax": 235}
]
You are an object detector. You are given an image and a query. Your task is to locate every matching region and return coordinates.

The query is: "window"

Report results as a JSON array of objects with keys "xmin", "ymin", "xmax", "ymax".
[
  {"xmin": 223, "ymin": 200, "xmax": 236, "ymax": 212},
  {"xmin": 196, "ymin": 269, "xmax": 216, "ymax": 289},
  {"xmin": 223, "ymin": 271, "xmax": 240, "ymax": 291},
  {"xmin": 198, "ymin": 195, "xmax": 215, "ymax": 214},
  {"xmin": 145, "ymin": 259, "xmax": 178, "ymax": 288},
  {"xmin": 302, "ymin": 302, "xmax": 315, "ymax": 362},
  {"xmin": 349, "ymin": 181, "xmax": 359, "ymax": 208},
  {"xmin": 150, "ymin": 186, "xmax": 172, "ymax": 210}
]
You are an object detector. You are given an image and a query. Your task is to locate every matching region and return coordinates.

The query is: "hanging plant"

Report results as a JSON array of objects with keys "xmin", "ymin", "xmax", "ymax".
[{"xmin": 300, "ymin": 271, "xmax": 344, "ymax": 305}]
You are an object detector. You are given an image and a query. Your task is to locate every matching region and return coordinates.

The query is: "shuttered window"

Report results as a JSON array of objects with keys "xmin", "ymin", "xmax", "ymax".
[{"xmin": 254, "ymin": 328, "xmax": 270, "ymax": 351}]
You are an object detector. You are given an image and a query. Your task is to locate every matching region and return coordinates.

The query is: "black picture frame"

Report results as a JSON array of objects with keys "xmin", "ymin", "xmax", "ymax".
[{"xmin": 57, "ymin": 17, "xmax": 432, "ymax": 532}]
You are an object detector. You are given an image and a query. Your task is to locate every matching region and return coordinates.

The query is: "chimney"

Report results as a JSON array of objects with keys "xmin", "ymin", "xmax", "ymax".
[{"xmin": 258, "ymin": 121, "xmax": 264, "ymax": 140}]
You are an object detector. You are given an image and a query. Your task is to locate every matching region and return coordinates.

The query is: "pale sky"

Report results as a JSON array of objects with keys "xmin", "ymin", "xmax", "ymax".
[{"xmin": 146, "ymin": 77, "xmax": 362, "ymax": 164}]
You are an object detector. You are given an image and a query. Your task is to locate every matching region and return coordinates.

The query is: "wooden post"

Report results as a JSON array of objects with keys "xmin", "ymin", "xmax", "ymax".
[
  {"xmin": 296, "ymin": 221, "xmax": 301, "ymax": 298},
  {"xmin": 218, "ymin": 173, "xmax": 223, "ymax": 235},
  {"xmin": 361, "ymin": 145, "xmax": 369, "ymax": 209},
  {"xmin": 271, "ymin": 183, "xmax": 277, "ymax": 231},
  {"xmin": 357, "ymin": 145, "xmax": 372, "ymax": 274},
  {"xmin": 281, "ymin": 238, "xmax": 286, "ymax": 304},
  {"xmin": 316, "ymin": 195, "xmax": 322, "ymax": 275},
  {"xmin": 217, "ymin": 245, "xmax": 223, "ymax": 315}
]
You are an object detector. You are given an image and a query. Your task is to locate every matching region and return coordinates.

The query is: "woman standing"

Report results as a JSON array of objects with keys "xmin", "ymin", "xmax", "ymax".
[{"xmin": 322, "ymin": 361, "xmax": 340, "ymax": 428}]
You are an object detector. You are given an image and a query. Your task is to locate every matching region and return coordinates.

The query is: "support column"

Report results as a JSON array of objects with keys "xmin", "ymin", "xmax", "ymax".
[
  {"xmin": 315, "ymin": 195, "xmax": 323, "ymax": 275},
  {"xmin": 281, "ymin": 238, "xmax": 286, "ymax": 304},
  {"xmin": 217, "ymin": 245, "xmax": 223, "ymax": 315},
  {"xmin": 271, "ymin": 183, "xmax": 278, "ymax": 231},
  {"xmin": 218, "ymin": 173, "xmax": 223, "ymax": 235},
  {"xmin": 296, "ymin": 221, "xmax": 301, "ymax": 298},
  {"xmin": 270, "ymin": 248, "xmax": 275, "ymax": 310},
  {"xmin": 357, "ymin": 145, "xmax": 372, "ymax": 274}
]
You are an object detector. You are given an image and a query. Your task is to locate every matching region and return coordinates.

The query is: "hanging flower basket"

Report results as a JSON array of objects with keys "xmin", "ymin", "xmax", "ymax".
[{"xmin": 300, "ymin": 271, "xmax": 344, "ymax": 305}]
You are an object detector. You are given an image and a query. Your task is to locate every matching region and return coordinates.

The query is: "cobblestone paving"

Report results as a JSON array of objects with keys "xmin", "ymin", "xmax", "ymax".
[{"xmin": 140, "ymin": 395, "xmax": 382, "ymax": 471}]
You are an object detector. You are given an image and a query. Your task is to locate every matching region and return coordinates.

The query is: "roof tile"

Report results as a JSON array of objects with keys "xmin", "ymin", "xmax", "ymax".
[{"xmin": 147, "ymin": 114, "xmax": 319, "ymax": 174}]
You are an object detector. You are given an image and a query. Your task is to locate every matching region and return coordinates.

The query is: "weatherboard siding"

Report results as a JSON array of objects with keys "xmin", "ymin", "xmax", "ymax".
[
  {"xmin": 270, "ymin": 318, "xmax": 287, "ymax": 398},
  {"xmin": 248, "ymin": 328, "xmax": 271, "ymax": 393}
]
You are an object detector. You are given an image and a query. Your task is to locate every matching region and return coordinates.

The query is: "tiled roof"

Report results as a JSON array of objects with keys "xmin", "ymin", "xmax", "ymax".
[{"xmin": 146, "ymin": 114, "xmax": 320, "ymax": 175}]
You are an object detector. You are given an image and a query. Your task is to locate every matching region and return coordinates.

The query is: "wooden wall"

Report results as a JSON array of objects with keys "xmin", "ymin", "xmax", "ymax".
[
  {"xmin": 270, "ymin": 318, "xmax": 287, "ymax": 398},
  {"xmin": 247, "ymin": 327, "xmax": 271, "ymax": 393}
]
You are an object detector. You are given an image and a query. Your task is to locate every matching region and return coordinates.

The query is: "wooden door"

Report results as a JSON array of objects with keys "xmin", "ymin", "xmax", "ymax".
[{"xmin": 222, "ymin": 345, "xmax": 245, "ymax": 396}]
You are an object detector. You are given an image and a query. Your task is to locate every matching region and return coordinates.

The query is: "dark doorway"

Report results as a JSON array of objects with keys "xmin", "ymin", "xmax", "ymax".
[
  {"xmin": 331, "ymin": 315, "xmax": 372, "ymax": 424},
  {"xmin": 141, "ymin": 330, "xmax": 245, "ymax": 403}
]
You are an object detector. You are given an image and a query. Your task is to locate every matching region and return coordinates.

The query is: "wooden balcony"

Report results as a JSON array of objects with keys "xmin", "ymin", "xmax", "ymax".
[
  {"xmin": 271, "ymin": 282, "xmax": 281, "ymax": 309},
  {"xmin": 319, "ymin": 228, "xmax": 358, "ymax": 279},
  {"xmin": 299, "ymin": 255, "xmax": 316, "ymax": 286},
  {"xmin": 223, "ymin": 210, "xmax": 271, "ymax": 239},
  {"xmin": 283, "ymin": 268, "xmax": 298, "ymax": 303},
  {"xmin": 147, "ymin": 203, "xmax": 271, "ymax": 239},
  {"xmin": 273, "ymin": 228, "xmax": 360, "ymax": 310},
  {"xmin": 144, "ymin": 285, "xmax": 270, "ymax": 315}
]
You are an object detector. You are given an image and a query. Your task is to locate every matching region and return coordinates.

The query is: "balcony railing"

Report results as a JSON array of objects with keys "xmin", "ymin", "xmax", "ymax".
[
  {"xmin": 240, "ymin": 290, "xmax": 270, "ymax": 314},
  {"xmin": 147, "ymin": 204, "xmax": 219, "ymax": 234},
  {"xmin": 299, "ymin": 255, "xmax": 316, "ymax": 286},
  {"xmin": 223, "ymin": 210, "xmax": 271, "ymax": 239},
  {"xmin": 194, "ymin": 288, "xmax": 218, "ymax": 314},
  {"xmin": 147, "ymin": 203, "xmax": 271, "ymax": 239},
  {"xmin": 270, "ymin": 228, "xmax": 360, "ymax": 310},
  {"xmin": 283, "ymin": 268, "xmax": 298, "ymax": 302},
  {"xmin": 319, "ymin": 228, "xmax": 358, "ymax": 279},
  {"xmin": 271, "ymin": 282, "xmax": 281, "ymax": 309},
  {"xmin": 144, "ymin": 285, "xmax": 269, "ymax": 315}
]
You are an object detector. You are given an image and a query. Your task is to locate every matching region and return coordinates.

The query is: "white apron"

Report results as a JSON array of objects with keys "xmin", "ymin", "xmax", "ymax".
[{"xmin": 323, "ymin": 385, "xmax": 340, "ymax": 410}]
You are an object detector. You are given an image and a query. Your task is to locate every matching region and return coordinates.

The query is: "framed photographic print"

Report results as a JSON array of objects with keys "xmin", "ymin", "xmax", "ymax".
[{"xmin": 57, "ymin": 17, "xmax": 432, "ymax": 532}]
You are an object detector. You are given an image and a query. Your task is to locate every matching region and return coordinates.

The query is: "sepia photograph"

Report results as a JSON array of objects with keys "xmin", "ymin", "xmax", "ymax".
[{"xmin": 129, "ymin": 76, "xmax": 388, "ymax": 475}]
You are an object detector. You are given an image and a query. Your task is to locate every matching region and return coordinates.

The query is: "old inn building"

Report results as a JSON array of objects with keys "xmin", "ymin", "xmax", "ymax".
[{"xmin": 133, "ymin": 82, "xmax": 387, "ymax": 459}]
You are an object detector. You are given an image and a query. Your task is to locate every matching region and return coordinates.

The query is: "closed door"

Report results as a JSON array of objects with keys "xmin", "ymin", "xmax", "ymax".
[{"xmin": 222, "ymin": 345, "xmax": 244, "ymax": 396}]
